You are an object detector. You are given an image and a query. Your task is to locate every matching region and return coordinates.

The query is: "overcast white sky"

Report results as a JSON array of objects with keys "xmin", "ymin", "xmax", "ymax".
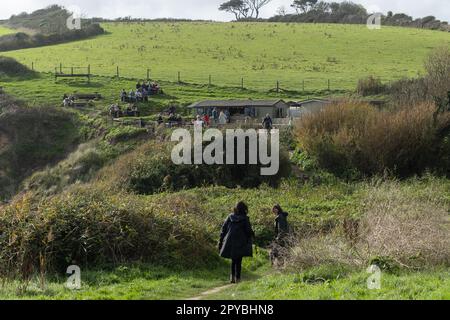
[{"xmin": 0, "ymin": 0, "xmax": 449, "ymax": 22}]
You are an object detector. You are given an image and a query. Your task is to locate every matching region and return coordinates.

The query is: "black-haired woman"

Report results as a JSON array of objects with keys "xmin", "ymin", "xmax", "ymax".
[
  {"xmin": 273, "ymin": 204, "xmax": 289, "ymax": 241},
  {"xmin": 219, "ymin": 201, "xmax": 255, "ymax": 284},
  {"xmin": 270, "ymin": 204, "xmax": 290, "ymax": 266}
]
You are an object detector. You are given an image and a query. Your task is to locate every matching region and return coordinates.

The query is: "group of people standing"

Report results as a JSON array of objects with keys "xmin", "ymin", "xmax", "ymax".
[
  {"xmin": 218, "ymin": 202, "xmax": 289, "ymax": 284},
  {"xmin": 197, "ymin": 108, "xmax": 230, "ymax": 126},
  {"xmin": 109, "ymin": 103, "xmax": 140, "ymax": 118},
  {"xmin": 120, "ymin": 81, "xmax": 162, "ymax": 103}
]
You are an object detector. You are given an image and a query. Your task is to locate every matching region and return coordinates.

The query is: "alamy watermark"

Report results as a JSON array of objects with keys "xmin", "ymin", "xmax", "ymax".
[
  {"xmin": 366, "ymin": 265, "xmax": 382, "ymax": 290},
  {"xmin": 66, "ymin": 265, "xmax": 81, "ymax": 290},
  {"xmin": 66, "ymin": 5, "xmax": 83, "ymax": 30},
  {"xmin": 367, "ymin": 12, "xmax": 382, "ymax": 30},
  {"xmin": 171, "ymin": 124, "xmax": 280, "ymax": 176}
]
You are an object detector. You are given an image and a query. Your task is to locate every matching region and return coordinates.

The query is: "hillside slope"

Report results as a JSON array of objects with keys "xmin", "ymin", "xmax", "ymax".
[
  {"xmin": 0, "ymin": 26, "xmax": 14, "ymax": 36},
  {"xmin": 0, "ymin": 93, "xmax": 87, "ymax": 201},
  {"xmin": 3, "ymin": 22, "xmax": 450, "ymax": 91}
]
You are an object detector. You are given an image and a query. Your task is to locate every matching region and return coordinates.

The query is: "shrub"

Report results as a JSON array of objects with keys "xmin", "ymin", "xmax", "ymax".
[
  {"xmin": 424, "ymin": 46, "xmax": 450, "ymax": 103},
  {"xmin": 282, "ymin": 179, "xmax": 450, "ymax": 272},
  {"xmin": 294, "ymin": 100, "xmax": 450, "ymax": 178},
  {"xmin": 0, "ymin": 186, "xmax": 219, "ymax": 279},
  {"xmin": 98, "ymin": 139, "xmax": 291, "ymax": 195},
  {"xmin": 282, "ymin": 232, "xmax": 359, "ymax": 271},
  {"xmin": 356, "ymin": 76, "xmax": 386, "ymax": 96},
  {"xmin": 0, "ymin": 24, "xmax": 105, "ymax": 52},
  {"xmin": 0, "ymin": 56, "xmax": 36, "ymax": 78},
  {"xmin": 388, "ymin": 77, "xmax": 431, "ymax": 106},
  {"xmin": 358, "ymin": 180, "xmax": 450, "ymax": 269},
  {"xmin": 388, "ymin": 47, "xmax": 450, "ymax": 107}
]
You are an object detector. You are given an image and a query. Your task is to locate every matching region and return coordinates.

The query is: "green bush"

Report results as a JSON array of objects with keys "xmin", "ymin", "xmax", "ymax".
[
  {"xmin": 0, "ymin": 186, "xmax": 218, "ymax": 279},
  {"xmin": 0, "ymin": 56, "xmax": 36, "ymax": 77},
  {"xmin": 99, "ymin": 139, "xmax": 291, "ymax": 195}
]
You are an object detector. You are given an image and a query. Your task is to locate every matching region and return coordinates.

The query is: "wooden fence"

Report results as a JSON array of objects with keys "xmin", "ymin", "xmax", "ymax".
[{"xmin": 41, "ymin": 62, "xmax": 340, "ymax": 92}]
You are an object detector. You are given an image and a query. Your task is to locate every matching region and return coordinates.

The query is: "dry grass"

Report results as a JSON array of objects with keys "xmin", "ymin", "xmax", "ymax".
[
  {"xmin": 356, "ymin": 76, "xmax": 386, "ymax": 96},
  {"xmin": 282, "ymin": 179, "xmax": 450, "ymax": 271},
  {"xmin": 359, "ymin": 181, "xmax": 450, "ymax": 269},
  {"xmin": 295, "ymin": 100, "xmax": 450, "ymax": 177},
  {"xmin": 424, "ymin": 46, "xmax": 450, "ymax": 101}
]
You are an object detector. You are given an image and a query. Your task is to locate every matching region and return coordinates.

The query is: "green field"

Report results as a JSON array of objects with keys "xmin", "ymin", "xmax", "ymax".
[
  {"xmin": 206, "ymin": 269, "xmax": 450, "ymax": 300},
  {"xmin": 0, "ymin": 26, "xmax": 14, "ymax": 36},
  {"xmin": 1, "ymin": 262, "xmax": 448, "ymax": 300},
  {"xmin": 3, "ymin": 22, "xmax": 450, "ymax": 91},
  {"xmin": 0, "ymin": 73, "xmax": 342, "ymax": 108}
]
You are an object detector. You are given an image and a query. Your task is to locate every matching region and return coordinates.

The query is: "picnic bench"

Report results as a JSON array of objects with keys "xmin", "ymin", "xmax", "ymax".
[
  {"xmin": 66, "ymin": 92, "xmax": 102, "ymax": 108},
  {"xmin": 73, "ymin": 93, "xmax": 102, "ymax": 100}
]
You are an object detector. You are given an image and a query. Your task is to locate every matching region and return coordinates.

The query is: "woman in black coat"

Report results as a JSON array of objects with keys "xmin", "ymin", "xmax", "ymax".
[{"xmin": 218, "ymin": 201, "xmax": 255, "ymax": 283}]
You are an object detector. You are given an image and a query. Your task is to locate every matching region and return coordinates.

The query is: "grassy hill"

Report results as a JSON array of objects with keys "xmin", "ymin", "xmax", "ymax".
[
  {"xmin": 0, "ymin": 26, "xmax": 14, "ymax": 36},
  {"xmin": 3, "ymin": 22, "xmax": 450, "ymax": 91},
  {"xmin": 0, "ymin": 21, "xmax": 449, "ymax": 300}
]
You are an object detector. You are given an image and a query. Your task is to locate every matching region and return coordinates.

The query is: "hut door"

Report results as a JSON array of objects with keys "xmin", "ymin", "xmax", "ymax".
[{"xmin": 277, "ymin": 108, "xmax": 284, "ymax": 118}]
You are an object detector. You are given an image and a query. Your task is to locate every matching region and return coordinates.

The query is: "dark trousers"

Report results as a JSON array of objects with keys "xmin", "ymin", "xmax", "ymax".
[{"xmin": 231, "ymin": 257, "xmax": 242, "ymax": 280}]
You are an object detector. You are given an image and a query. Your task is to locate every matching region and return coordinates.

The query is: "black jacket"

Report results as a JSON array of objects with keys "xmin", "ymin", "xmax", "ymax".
[
  {"xmin": 275, "ymin": 212, "xmax": 289, "ymax": 239},
  {"xmin": 219, "ymin": 214, "xmax": 254, "ymax": 260},
  {"xmin": 262, "ymin": 116, "xmax": 273, "ymax": 129}
]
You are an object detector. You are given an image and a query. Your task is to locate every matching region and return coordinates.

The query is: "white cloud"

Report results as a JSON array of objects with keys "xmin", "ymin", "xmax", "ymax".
[{"xmin": 0, "ymin": 0, "xmax": 449, "ymax": 22}]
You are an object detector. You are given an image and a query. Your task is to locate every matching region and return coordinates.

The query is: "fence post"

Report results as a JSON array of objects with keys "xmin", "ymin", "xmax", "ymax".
[
  {"xmin": 241, "ymin": 77, "xmax": 244, "ymax": 89},
  {"xmin": 178, "ymin": 71, "xmax": 181, "ymax": 83},
  {"xmin": 302, "ymin": 80, "xmax": 305, "ymax": 92},
  {"xmin": 276, "ymin": 81, "xmax": 280, "ymax": 93},
  {"xmin": 328, "ymin": 79, "xmax": 330, "ymax": 91},
  {"xmin": 60, "ymin": 63, "xmax": 62, "ymax": 73},
  {"xmin": 116, "ymin": 66, "xmax": 120, "ymax": 78},
  {"xmin": 71, "ymin": 67, "xmax": 74, "ymax": 75},
  {"xmin": 31, "ymin": 62, "xmax": 34, "ymax": 71}
]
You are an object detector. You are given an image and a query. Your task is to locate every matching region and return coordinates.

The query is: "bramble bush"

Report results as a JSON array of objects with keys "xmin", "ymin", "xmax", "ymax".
[
  {"xmin": 356, "ymin": 76, "xmax": 386, "ymax": 96},
  {"xmin": 282, "ymin": 179, "xmax": 450, "ymax": 271},
  {"xmin": 0, "ymin": 186, "xmax": 219, "ymax": 280},
  {"xmin": 98, "ymin": 139, "xmax": 291, "ymax": 195},
  {"xmin": 295, "ymin": 101, "xmax": 450, "ymax": 178}
]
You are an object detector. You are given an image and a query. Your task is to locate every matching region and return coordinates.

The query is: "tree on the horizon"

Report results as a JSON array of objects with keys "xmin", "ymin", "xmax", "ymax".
[
  {"xmin": 246, "ymin": 0, "xmax": 273, "ymax": 19},
  {"xmin": 219, "ymin": 0, "xmax": 273, "ymax": 19},
  {"xmin": 291, "ymin": 0, "xmax": 319, "ymax": 14},
  {"xmin": 276, "ymin": 6, "xmax": 288, "ymax": 16},
  {"xmin": 219, "ymin": 0, "xmax": 249, "ymax": 20}
]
